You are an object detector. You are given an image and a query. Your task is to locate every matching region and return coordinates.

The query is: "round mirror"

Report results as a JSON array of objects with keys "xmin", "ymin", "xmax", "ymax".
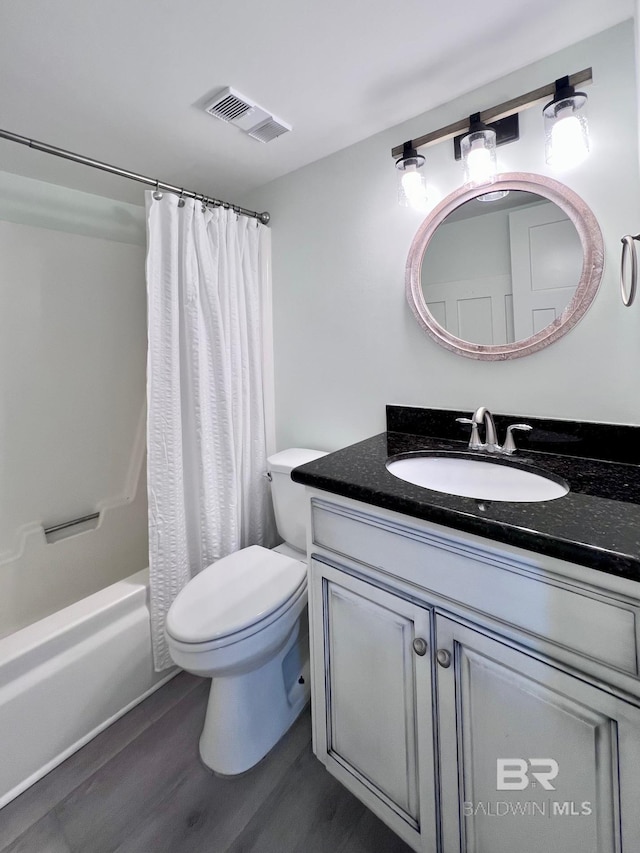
[{"xmin": 406, "ymin": 173, "xmax": 604, "ymax": 359}]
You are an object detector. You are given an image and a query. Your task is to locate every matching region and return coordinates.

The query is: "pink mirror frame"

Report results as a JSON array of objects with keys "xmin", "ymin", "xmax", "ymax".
[{"xmin": 406, "ymin": 173, "xmax": 604, "ymax": 360}]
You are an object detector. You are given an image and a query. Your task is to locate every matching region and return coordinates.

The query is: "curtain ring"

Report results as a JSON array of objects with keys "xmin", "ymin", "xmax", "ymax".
[
  {"xmin": 177, "ymin": 189, "xmax": 186, "ymax": 208},
  {"xmin": 152, "ymin": 181, "xmax": 163, "ymax": 201},
  {"xmin": 620, "ymin": 234, "xmax": 640, "ymax": 306},
  {"xmin": 201, "ymin": 197, "xmax": 207, "ymax": 213}
]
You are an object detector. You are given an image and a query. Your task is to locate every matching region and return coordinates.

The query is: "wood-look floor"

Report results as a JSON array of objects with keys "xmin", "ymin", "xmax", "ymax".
[{"xmin": 0, "ymin": 673, "xmax": 412, "ymax": 853}]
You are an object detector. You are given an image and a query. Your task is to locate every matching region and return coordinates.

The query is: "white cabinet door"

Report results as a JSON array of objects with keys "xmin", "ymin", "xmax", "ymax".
[
  {"xmin": 310, "ymin": 558, "xmax": 437, "ymax": 853},
  {"xmin": 435, "ymin": 615, "xmax": 640, "ymax": 853}
]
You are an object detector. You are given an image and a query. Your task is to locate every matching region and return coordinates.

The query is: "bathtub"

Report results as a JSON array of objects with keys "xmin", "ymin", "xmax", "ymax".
[{"xmin": 0, "ymin": 568, "xmax": 175, "ymax": 809}]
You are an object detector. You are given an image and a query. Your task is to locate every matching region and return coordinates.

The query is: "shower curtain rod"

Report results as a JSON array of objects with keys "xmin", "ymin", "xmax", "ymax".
[{"xmin": 0, "ymin": 128, "xmax": 271, "ymax": 225}]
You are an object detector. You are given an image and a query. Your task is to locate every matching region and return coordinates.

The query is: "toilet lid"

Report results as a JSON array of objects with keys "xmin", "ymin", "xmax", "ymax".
[{"xmin": 165, "ymin": 545, "xmax": 306, "ymax": 644}]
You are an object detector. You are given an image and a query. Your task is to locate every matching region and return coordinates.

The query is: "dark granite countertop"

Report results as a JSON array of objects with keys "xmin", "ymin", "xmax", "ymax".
[{"xmin": 292, "ymin": 420, "xmax": 640, "ymax": 583}]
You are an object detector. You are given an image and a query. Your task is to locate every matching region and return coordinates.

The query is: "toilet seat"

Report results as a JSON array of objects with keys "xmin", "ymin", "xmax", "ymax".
[
  {"xmin": 165, "ymin": 545, "xmax": 306, "ymax": 646},
  {"xmin": 166, "ymin": 580, "xmax": 307, "ymax": 657}
]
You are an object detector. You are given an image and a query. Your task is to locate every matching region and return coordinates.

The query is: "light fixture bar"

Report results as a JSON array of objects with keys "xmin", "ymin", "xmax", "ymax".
[{"xmin": 390, "ymin": 67, "xmax": 592, "ymax": 158}]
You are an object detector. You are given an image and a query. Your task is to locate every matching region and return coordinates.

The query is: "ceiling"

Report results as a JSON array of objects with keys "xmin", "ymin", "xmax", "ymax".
[{"xmin": 0, "ymin": 0, "xmax": 634, "ymax": 207}]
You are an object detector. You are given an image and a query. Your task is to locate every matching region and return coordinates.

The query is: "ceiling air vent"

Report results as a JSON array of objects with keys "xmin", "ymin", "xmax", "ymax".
[
  {"xmin": 248, "ymin": 116, "xmax": 292, "ymax": 144},
  {"xmin": 205, "ymin": 87, "xmax": 291, "ymax": 143},
  {"xmin": 205, "ymin": 87, "xmax": 254, "ymax": 122}
]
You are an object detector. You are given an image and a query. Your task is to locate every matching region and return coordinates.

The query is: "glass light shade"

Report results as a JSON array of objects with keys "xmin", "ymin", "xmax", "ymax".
[
  {"xmin": 461, "ymin": 127, "xmax": 508, "ymax": 202},
  {"xmin": 397, "ymin": 163, "xmax": 428, "ymax": 211},
  {"xmin": 476, "ymin": 188, "xmax": 510, "ymax": 203},
  {"xmin": 543, "ymin": 94, "xmax": 589, "ymax": 169},
  {"xmin": 461, "ymin": 128, "xmax": 498, "ymax": 187}
]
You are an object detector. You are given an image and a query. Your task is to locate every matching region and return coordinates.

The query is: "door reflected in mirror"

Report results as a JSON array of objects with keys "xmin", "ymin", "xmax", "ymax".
[{"xmin": 420, "ymin": 191, "xmax": 583, "ymax": 346}]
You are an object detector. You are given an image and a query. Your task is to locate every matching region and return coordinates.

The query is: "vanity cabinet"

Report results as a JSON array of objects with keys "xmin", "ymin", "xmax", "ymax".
[{"xmin": 307, "ymin": 493, "xmax": 640, "ymax": 853}]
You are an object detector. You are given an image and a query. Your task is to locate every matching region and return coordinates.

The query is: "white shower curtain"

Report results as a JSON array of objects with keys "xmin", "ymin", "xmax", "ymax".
[{"xmin": 145, "ymin": 194, "xmax": 276, "ymax": 670}]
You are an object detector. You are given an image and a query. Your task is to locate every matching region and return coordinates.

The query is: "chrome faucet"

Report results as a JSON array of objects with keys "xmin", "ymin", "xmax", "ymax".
[
  {"xmin": 472, "ymin": 406, "xmax": 500, "ymax": 452},
  {"xmin": 456, "ymin": 407, "xmax": 532, "ymax": 455}
]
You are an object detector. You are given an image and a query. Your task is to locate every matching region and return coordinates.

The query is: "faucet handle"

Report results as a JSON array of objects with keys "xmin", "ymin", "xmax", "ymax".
[
  {"xmin": 502, "ymin": 423, "xmax": 532, "ymax": 455},
  {"xmin": 456, "ymin": 417, "xmax": 483, "ymax": 450}
]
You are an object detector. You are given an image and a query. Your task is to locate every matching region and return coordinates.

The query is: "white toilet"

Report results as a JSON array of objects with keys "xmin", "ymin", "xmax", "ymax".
[{"xmin": 165, "ymin": 447, "xmax": 327, "ymax": 775}]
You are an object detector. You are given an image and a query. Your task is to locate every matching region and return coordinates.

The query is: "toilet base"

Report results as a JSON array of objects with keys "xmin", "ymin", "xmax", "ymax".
[{"xmin": 198, "ymin": 622, "xmax": 310, "ymax": 775}]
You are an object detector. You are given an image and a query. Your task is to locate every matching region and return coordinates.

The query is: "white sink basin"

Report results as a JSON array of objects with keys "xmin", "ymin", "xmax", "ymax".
[{"xmin": 386, "ymin": 454, "xmax": 569, "ymax": 503}]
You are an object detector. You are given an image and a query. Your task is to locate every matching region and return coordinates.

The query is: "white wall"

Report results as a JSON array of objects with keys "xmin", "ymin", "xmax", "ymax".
[
  {"xmin": 244, "ymin": 22, "xmax": 640, "ymax": 452},
  {"xmin": 636, "ymin": 1, "xmax": 640, "ymax": 177},
  {"xmin": 0, "ymin": 171, "xmax": 148, "ymax": 636}
]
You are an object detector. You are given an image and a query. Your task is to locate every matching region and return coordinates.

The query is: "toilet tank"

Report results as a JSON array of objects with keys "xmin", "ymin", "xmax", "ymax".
[{"xmin": 267, "ymin": 448, "xmax": 328, "ymax": 553}]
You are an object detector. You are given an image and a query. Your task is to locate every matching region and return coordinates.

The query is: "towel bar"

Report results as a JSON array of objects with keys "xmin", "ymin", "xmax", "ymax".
[{"xmin": 44, "ymin": 512, "xmax": 100, "ymax": 536}]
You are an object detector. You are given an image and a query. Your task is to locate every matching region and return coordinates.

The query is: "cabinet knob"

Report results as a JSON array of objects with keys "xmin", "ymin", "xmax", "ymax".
[
  {"xmin": 436, "ymin": 648, "xmax": 452, "ymax": 668},
  {"xmin": 412, "ymin": 637, "xmax": 428, "ymax": 656}
]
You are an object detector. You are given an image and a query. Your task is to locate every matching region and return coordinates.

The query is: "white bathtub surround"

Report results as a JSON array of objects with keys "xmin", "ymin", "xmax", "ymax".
[
  {"xmin": 0, "ymin": 174, "xmax": 150, "ymax": 638},
  {"xmin": 145, "ymin": 196, "xmax": 276, "ymax": 670},
  {"xmin": 0, "ymin": 569, "xmax": 173, "ymax": 809}
]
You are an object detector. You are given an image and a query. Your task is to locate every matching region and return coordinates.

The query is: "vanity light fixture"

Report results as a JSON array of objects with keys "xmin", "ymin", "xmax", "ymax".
[
  {"xmin": 543, "ymin": 76, "xmax": 589, "ymax": 169},
  {"xmin": 391, "ymin": 67, "xmax": 592, "ymax": 188},
  {"xmin": 459, "ymin": 113, "xmax": 511, "ymax": 202},
  {"xmin": 460, "ymin": 114, "xmax": 499, "ymax": 187},
  {"xmin": 395, "ymin": 141, "xmax": 428, "ymax": 211}
]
